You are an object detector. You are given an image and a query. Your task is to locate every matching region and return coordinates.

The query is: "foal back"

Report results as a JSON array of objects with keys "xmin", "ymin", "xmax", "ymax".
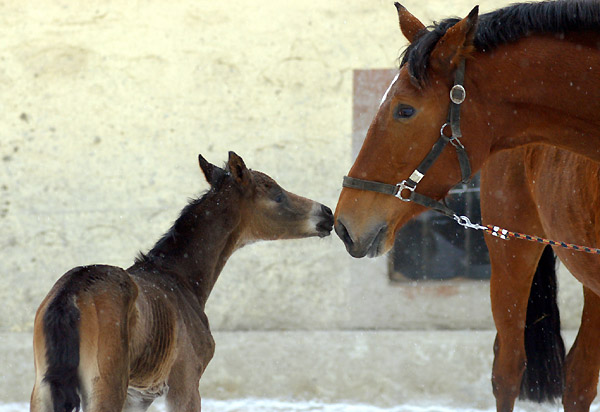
[{"xmin": 31, "ymin": 264, "xmax": 139, "ymax": 412}]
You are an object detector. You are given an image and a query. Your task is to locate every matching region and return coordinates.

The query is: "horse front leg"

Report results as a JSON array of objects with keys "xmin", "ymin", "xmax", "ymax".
[
  {"xmin": 563, "ymin": 286, "xmax": 600, "ymax": 412},
  {"xmin": 487, "ymin": 236, "xmax": 544, "ymax": 412}
]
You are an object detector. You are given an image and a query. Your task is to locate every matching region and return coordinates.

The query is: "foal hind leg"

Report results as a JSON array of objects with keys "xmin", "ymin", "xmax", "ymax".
[
  {"xmin": 30, "ymin": 382, "xmax": 51, "ymax": 412},
  {"xmin": 487, "ymin": 237, "xmax": 545, "ymax": 412},
  {"xmin": 563, "ymin": 286, "xmax": 600, "ymax": 412},
  {"xmin": 77, "ymin": 292, "xmax": 134, "ymax": 412},
  {"xmin": 31, "ymin": 312, "xmax": 52, "ymax": 412}
]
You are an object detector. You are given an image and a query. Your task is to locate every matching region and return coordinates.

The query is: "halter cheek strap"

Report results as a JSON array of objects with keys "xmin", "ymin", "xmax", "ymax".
[
  {"xmin": 342, "ymin": 59, "xmax": 471, "ymax": 218},
  {"xmin": 448, "ymin": 60, "xmax": 471, "ymax": 181}
]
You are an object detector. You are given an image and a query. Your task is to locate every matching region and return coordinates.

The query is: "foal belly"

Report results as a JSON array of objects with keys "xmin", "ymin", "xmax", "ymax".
[{"xmin": 124, "ymin": 384, "xmax": 168, "ymax": 410}]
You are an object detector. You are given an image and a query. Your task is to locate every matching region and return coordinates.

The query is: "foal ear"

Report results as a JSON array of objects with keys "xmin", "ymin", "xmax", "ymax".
[
  {"xmin": 198, "ymin": 154, "xmax": 217, "ymax": 185},
  {"xmin": 227, "ymin": 151, "xmax": 251, "ymax": 189},
  {"xmin": 429, "ymin": 6, "xmax": 479, "ymax": 78},
  {"xmin": 395, "ymin": 3, "xmax": 426, "ymax": 43}
]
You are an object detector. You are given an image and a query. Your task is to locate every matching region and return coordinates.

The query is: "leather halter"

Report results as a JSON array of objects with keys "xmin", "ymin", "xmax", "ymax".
[{"xmin": 342, "ymin": 60, "xmax": 471, "ymax": 218}]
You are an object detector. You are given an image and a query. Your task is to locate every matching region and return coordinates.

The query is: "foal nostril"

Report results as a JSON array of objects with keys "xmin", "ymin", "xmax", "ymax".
[
  {"xmin": 321, "ymin": 204, "xmax": 334, "ymax": 226},
  {"xmin": 334, "ymin": 220, "xmax": 354, "ymax": 248},
  {"xmin": 316, "ymin": 204, "xmax": 334, "ymax": 237},
  {"xmin": 321, "ymin": 204, "xmax": 333, "ymax": 218}
]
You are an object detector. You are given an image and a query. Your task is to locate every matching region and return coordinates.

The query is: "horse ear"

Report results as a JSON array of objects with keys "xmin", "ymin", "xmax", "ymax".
[
  {"xmin": 227, "ymin": 151, "xmax": 251, "ymax": 189},
  {"xmin": 429, "ymin": 6, "xmax": 478, "ymax": 78},
  {"xmin": 198, "ymin": 154, "xmax": 217, "ymax": 185},
  {"xmin": 395, "ymin": 3, "xmax": 426, "ymax": 43}
]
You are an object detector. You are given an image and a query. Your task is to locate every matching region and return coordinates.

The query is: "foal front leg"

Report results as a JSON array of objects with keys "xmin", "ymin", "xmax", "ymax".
[
  {"xmin": 165, "ymin": 359, "xmax": 202, "ymax": 412},
  {"xmin": 166, "ymin": 388, "xmax": 201, "ymax": 412},
  {"xmin": 563, "ymin": 286, "xmax": 600, "ymax": 412},
  {"xmin": 487, "ymin": 237, "xmax": 544, "ymax": 412}
]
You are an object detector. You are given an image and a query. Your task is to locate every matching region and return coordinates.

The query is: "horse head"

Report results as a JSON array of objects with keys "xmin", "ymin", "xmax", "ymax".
[{"xmin": 334, "ymin": 4, "xmax": 489, "ymax": 258}]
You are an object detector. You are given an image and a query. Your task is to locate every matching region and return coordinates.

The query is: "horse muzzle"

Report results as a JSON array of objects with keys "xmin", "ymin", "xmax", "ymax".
[{"xmin": 334, "ymin": 219, "xmax": 388, "ymax": 258}]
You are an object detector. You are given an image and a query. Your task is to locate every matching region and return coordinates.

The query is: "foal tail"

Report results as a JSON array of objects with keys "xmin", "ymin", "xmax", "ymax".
[
  {"xmin": 38, "ymin": 269, "xmax": 85, "ymax": 412},
  {"xmin": 519, "ymin": 245, "xmax": 565, "ymax": 402},
  {"xmin": 43, "ymin": 287, "xmax": 82, "ymax": 411}
]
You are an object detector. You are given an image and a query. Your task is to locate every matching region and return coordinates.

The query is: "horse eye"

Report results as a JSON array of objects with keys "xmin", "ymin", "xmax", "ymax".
[
  {"xmin": 274, "ymin": 192, "xmax": 284, "ymax": 203},
  {"xmin": 394, "ymin": 104, "xmax": 416, "ymax": 119}
]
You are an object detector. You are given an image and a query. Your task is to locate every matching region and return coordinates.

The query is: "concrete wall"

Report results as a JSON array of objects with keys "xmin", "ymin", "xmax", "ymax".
[{"xmin": 0, "ymin": 0, "xmax": 585, "ymax": 332}]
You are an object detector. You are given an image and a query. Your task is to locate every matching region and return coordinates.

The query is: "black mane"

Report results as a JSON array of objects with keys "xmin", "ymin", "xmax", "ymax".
[
  {"xmin": 134, "ymin": 195, "xmax": 207, "ymax": 265},
  {"xmin": 401, "ymin": 0, "xmax": 600, "ymax": 84},
  {"xmin": 134, "ymin": 165, "xmax": 231, "ymax": 266}
]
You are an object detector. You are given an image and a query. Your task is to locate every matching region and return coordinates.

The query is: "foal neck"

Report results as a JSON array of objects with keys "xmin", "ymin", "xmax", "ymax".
[{"xmin": 132, "ymin": 186, "xmax": 245, "ymax": 306}]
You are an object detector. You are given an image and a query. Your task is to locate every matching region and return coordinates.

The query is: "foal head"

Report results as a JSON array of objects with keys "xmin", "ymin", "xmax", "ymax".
[
  {"xmin": 199, "ymin": 151, "xmax": 333, "ymax": 247},
  {"xmin": 335, "ymin": 4, "xmax": 484, "ymax": 258}
]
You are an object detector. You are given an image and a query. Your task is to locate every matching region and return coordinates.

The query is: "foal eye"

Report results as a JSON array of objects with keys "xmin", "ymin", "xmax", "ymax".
[
  {"xmin": 273, "ymin": 192, "xmax": 284, "ymax": 203},
  {"xmin": 394, "ymin": 104, "xmax": 416, "ymax": 120}
]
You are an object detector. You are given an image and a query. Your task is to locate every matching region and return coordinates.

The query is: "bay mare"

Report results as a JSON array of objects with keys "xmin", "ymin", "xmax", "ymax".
[
  {"xmin": 31, "ymin": 152, "xmax": 333, "ymax": 412},
  {"xmin": 334, "ymin": 2, "xmax": 600, "ymax": 412}
]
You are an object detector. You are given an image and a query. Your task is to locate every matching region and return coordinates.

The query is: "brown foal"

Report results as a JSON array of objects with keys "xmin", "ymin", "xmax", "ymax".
[{"xmin": 31, "ymin": 152, "xmax": 333, "ymax": 412}]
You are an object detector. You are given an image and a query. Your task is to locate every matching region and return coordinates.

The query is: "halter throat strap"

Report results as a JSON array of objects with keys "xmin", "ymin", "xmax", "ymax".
[{"xmin": 342, "ymin": 60, "xmax": 470, "ymax": 217}]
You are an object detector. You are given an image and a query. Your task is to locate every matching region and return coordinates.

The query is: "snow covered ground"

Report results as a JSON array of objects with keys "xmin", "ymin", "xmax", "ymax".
[
  {"xmin": 0, "ymin": 399, "xmax": 591, "ymax": 412},
  {"xmin": 5, "ymin": 331, "xmax": 598, "ymax": 412}
]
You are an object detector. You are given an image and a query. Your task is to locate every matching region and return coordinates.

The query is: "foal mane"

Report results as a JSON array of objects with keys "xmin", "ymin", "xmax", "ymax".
[
  {"xmin": 134, "ymin": 196, "xmax": 207, "ymax": 265},
  {"xmin": 401, "ymin": 0, "xmax": 600, "ymax": 85},
  {"xmin": 134, "ymin": 165, "xmax": 231, "ymax": 266}
]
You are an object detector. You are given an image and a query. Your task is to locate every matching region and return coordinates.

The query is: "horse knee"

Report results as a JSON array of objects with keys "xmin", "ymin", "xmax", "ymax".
[
  {"xmin": 564, "ymin": 369, "xmax": 597, "ymax": 412},
  {"xmin": 563, "ymin": 347, "xmax": 600, "ymax": 412},
  {"xmin": 563, "ymin": 385, "xmax": 596, "ymax": 412},
  {"xmin": 491, "ymin": 335, "xmax": 526, "ymax": 407}
]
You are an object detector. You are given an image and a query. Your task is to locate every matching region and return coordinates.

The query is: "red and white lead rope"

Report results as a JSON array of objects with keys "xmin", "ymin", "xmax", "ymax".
[{"xmin": 453, "ymin": 215, "xmax": 600, "ymax": 255}]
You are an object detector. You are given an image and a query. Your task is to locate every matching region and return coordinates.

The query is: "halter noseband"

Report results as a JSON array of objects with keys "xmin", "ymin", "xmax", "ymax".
[{"xmin": 342, "ymin": 60, "xmax": 471, "ymax": 219}]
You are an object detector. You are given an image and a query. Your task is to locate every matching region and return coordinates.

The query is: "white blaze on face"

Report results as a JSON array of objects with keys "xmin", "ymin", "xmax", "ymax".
[{"xmin": 380, "ymin": 72, "xmax": 400, "ymax": 108}]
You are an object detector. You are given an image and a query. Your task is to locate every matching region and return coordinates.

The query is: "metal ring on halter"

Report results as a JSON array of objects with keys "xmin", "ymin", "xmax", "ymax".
[
  {"xmin": 450, "ymin": 84, "xmax": 466, "ymax": 104},
  {"xmin": 439, "ymin": 122, "xmax": 451, "ymax": 137},
  {"xmin": 394, "ymin": 180, "xmax": 415, "ymax": 202}
]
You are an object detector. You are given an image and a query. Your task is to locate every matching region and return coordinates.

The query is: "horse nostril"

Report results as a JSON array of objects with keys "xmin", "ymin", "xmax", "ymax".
[{"xmin": 334, "ymin": 220, "xmax": 354, "ymax": 248}]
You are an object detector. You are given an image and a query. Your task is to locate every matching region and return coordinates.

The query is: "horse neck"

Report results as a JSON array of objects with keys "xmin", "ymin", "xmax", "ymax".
[
  {"xmin": 133, "ymin": 189, "xmax": 245, "ymax": 307},
  {"xmin": 466, "ymin": 33, "xmax": 600, "ymax": 163}
]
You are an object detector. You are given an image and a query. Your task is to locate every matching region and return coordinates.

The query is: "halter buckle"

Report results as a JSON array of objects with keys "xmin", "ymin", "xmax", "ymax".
[{"xmin": 394, "ymin": 180, "xmax": 415, "ymax": 202}]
